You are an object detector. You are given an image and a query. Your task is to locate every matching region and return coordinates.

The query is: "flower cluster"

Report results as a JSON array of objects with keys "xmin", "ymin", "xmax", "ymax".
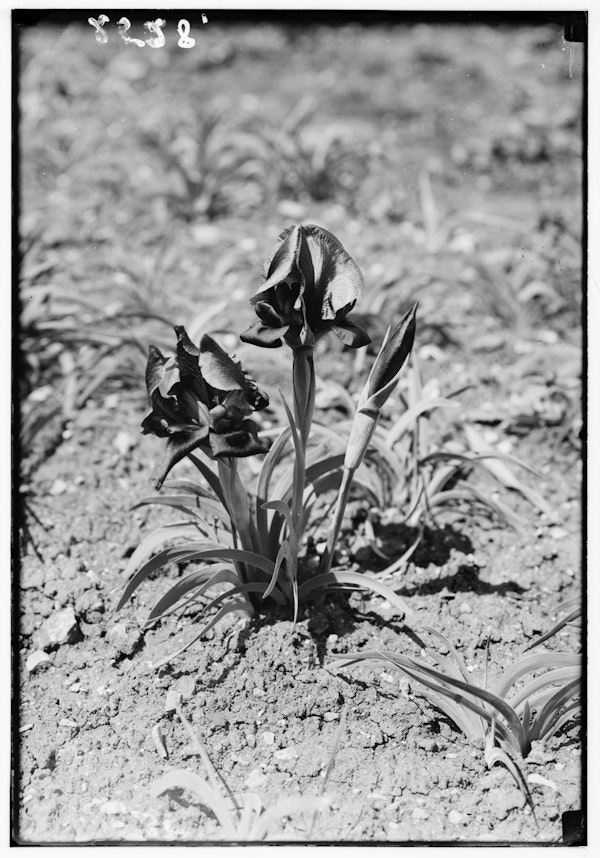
[{"xmin": 142, "ymin": 326, "xmax": 269, "ymax": 489}]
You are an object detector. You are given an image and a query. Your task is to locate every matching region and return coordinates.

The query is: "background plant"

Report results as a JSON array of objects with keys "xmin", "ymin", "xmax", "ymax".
[{"xmin": 332, "ymin": 619, "xmax": 581, "ymax": 807}]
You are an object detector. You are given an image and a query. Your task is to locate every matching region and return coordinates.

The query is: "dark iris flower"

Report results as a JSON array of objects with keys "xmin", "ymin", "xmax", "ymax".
[
  {"xmin": 240, "ymin": 224, "xmax": 371, "ymax": 350},
  {"xmin": 142, "ymin": 326, "xmax": 269, "ymax": 489}
]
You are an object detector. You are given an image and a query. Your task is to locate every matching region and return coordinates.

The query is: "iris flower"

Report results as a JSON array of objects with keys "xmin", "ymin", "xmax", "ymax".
[
  {"xmin": 240, "ymin": 224, "xmax": 371, "ymax": 351},
  {"xmin": 142, "ymin": 326, "xmax": 269, "ymax": 489}
]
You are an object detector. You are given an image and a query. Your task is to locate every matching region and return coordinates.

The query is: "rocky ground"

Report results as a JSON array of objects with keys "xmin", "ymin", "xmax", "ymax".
[{"xmin": 15, "ymin": 14, "xmax": 584, "ymax": 845}]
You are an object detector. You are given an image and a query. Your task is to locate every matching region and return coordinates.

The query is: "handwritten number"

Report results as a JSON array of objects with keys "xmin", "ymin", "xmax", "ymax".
[
  {"xmin": 177, "ymin": 19, "xmax": 195, "ymax": 49},
  {"xmin": 88, "ymin": 15, "xmax": 109, "ymax": 44},
  {"xmin": 145, "ymin": 18, "xmax": 166, "ymax": 49},
  {"xmin": 117, "ymin": 17, "xmax": 145, "ymax": 48}
]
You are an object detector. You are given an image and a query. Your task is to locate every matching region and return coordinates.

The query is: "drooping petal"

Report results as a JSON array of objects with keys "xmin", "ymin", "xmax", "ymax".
[
  {"xmin": 149, "ymin": 429, "xmax": 210, "ymax": 490},
  {"xmin": 331, "ymin": 317, "xmax": 372, "ymax": 348},
  {"xmin": 240, "ymin": 320, "xmax": 287, "ymax": 348},
  {"xmin": 209, "ymin": 420, "xmax": 268, "ymax": 459},
  {"xmin": 302, "ymin": 225, "xmax": 364, "ymax": 321},
  {"xmin": 255, "ymin": 300, "xmax": 288, "ymax": 327}
]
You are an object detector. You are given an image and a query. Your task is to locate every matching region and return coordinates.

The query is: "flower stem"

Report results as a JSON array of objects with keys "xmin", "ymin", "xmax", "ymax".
[
  {"xmin": 290, "ymin": 345, "xmax": 316, "ymax": 539},
  {"xmin": 293, "ymin": 346, "xmax": 316, "ymax": 450},
  {"xmin": 320, "ymin": 465, "xmax": 356, "ymax": 575}
]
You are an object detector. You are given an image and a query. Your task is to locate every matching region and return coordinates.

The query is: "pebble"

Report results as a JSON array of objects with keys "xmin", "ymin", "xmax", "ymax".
[
  {"xmin": 245, "ymin": 732, "xmax": 256, "ymax": 749},
  {"xmin": 549, "ymin": 526, "xmax": 568, "ymax": 540},
  {"xmin": 48, "ymin": 479, "xmax": 68, "ymax": 496},
  {"xmin": 152, "ymin": 724, "xmax": 168, "ymax": 759},
  {"xmin": 26, "ymin": 651, "xmax": 53, "ymax": 673},
  {"xmin": 113, "ymin": 431, "xmax": 135, "ymax": 456},
  {"xmin": 39, "ymin": 606, "xmax": 79, "ymax": 647},
  {"xmin": 165, "ymin": 691, "xmax": 181, "ymax": 713},
  {"xmin": 323, "ymin": 712, "xmax": 339, "ymax": 722},
  {"xmin": 412, "ymin": 807, "xmax": 428, "ymax": 821},
  {"xmin": 59, "ymin": 718, "xmax": 78, "ymax": 728},
  {"xmin": 106, "ymin": 622, "xmax": 142, "ymax": 655},
  {"xmin": 448, "ymin": 810, "xmax": 464, "ymax": 825},
  {"xmin": 262, "ymin": 731, "xmax": 275, "ymax": 746},
  {"xmin": 529, "ymin": 773, "xmax": 558, "ymax": 791},
  {"xmin": 100, "ymin": 800, "xmax": 128, "ymax": 815},
  {"xmin": 274, "ymin": 747, "xmax": 297, "ymax": 762},
  {"xmin": 245, "ymin": 768, "xmax": 268, "ymax": 790}
]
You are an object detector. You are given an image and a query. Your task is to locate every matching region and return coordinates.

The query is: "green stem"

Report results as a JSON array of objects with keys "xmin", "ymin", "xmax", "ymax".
[
  {"xmin": 320, "ymin": 466, "xmax": 356, "ymax": 575},
  {"xmin": 290, "ymin": 345, "xmax": 316, "ymax": 540}
]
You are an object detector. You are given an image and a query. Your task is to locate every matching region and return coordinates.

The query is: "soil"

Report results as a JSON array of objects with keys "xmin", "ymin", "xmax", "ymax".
[{"xmin": 14, "ymin": 15, "xmax": 584, "ymax": 845}]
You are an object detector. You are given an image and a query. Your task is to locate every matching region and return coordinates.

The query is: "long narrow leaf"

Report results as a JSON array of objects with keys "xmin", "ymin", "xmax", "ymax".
[
  {"xmin": 299, "ymin": 571, "xmax": 414, "ymax": 619},
  {"xmin": 151, "ymin": 597, "xmax": 253, "ymax": 668},
  {"xmin": 146, "ymin": 565, "xmax": 237, "ymax": 622},
  {"xmin": 151, "ymin": 770, "xmax": 236, "ymax": 837}
]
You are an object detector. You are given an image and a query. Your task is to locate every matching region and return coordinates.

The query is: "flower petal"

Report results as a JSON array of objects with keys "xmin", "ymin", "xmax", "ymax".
[
  {"xmin": 174, "ymin": 326, "xmax": 208, "ymax": 403},
  {"xmin": 260, "ymin": 224, "xmax": 301, "ymax": 285},
  {"xmin": 149, "ymin": 429, "xmax": 210, "ymax": 490},
  {"xmin": 255, "ymin": 300, "xmax": 287, "ymax": 327},
  {"xmin": 209, "ymin": 423, "xmax": 268, "ymax": 459},
  {"xmin": 331, "ymin": 317, "xmax": 372, "ymax": 348},
  {"xmin": 145, "ymin": 345, "xmax": 173, "ymax": 399},
  {"xmin": 199, "ymin": 334, "xmax": 248, "ymax": 391},
  {"xmin": 240, "ymin": 321, "xmax": 286, "ymax": 348},
  {"xmin": 303, "ymin": 225, "xmax": 364, "ymax": 321},
  {"xmin": 200, "ymin": 335, "xmax": 270, "ymax": 410}
]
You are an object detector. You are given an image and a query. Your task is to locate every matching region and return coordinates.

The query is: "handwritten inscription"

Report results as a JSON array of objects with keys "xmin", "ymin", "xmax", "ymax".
[{"xmin": 87, "ymin": 15, "xmax": 207, "ymax": 47}]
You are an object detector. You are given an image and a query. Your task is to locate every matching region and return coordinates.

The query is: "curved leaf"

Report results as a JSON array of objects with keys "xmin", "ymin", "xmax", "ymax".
[
  {"xmin": 298, "ymin": 571, "xmax": 414, "ymax": 618},
  {"xmin": 147, "ymin": 564, "xmax": 237, "ymax": 622}
]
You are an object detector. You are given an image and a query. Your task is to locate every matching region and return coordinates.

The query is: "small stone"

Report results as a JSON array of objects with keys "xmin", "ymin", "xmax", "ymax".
[
  {"xmin": 152, "ymin": 724, "xmax": 168, "ymax": 759},
  {"xmin": 528, "ymin": 773, "xmax": 558, "ymax": 791},
  {"xmin": 262, "ymin": 731, "xmax": 275, "ymax": 746},
  {"xmin": 274, "ymin": 747, "xmax": 297, "ymax": 762},
  {"xmin": 26, "ymin": 651, "xmax": 53, "ymax": 673},
  {"xmin": 48, "ymin": 479, "xmax": 68, "ymax": 496},
  {"xmin": 39, "ymin": 606, "xmax": 79, "ymax": 648},
  {"xmin": 165, "ymin": 691, "xmax": 181, "ymax": 713},
  {"xmin": 448, "ymin": 810, "xmax": 463, "ymax": 825},
  {"xmin": 549, "ymin": 526, "xmax": 568, "ymax": 540},
  {"xmin": 245, "ymin": 732, "xmax": 256, "ymax": 749},
  {"xmin": 458, "ymin": 603, "xmax": 472, "ymax": 614},
  {"xmin": 19, "ymin": 724, "xmax": 34, "ymax": 733},
  {"xmin": 59, "ymin": 718, "xmax": 78, "ymax": 728},
  {"xmin": 252, "ymin": 687, "xmax": 265, "ymax": 698},
  {"xmin": 106, "ymin": 622, "xmax": 142, "ymax": 656},
  {"xmin": 100, "ymin": 800, "xmax": 128, "ymax": 815},
  {"xmin": 323, "ymin": 712, "xmax": 339, "ymax": 722},
  {"xmin": 113, "ymin": 431, "xmax": 135, "ymax": 456},
  {"xmin": 412, "ymin": 808, "xmax": 428, "ymax": 821},
  {"xmin": 245, "ymin": 768, "xmax": 268, "ymax": 790}
]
